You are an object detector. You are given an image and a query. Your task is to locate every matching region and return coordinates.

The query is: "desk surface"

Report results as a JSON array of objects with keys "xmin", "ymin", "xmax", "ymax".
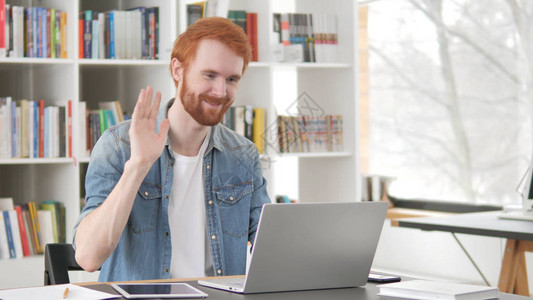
[
  {"xmin": 395, "ymin": 211, "xmax": 533, "ymax": 241},
  {"xmin": 84, "ymin": 277, "xmax": 528, "ymax": 299}
]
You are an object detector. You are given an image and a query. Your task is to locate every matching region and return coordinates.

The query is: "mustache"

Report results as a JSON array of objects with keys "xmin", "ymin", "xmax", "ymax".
[{"xmin": 199, "ymin": 93, "xmax": 230, "ymax": 106}]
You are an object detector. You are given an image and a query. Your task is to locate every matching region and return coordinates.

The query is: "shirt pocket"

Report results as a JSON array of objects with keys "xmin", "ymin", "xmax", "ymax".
[
  {"xmin": 129, "ymin": 183, "xmax": 161, "ymax": 234},
  {"xmin": 214, "ymin": 181, "xmax": 253, "ymax": 238}
]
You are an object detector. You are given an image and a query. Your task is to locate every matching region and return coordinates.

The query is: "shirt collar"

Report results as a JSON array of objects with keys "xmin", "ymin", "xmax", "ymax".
[{"xmin": 157, "ymin": 98, "xmax": 225, "ymax": 156}]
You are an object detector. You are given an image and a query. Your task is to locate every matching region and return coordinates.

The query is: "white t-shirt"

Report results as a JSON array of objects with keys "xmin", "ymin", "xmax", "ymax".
[{"xmin": 169, "ymin": 129, "xmax": 213, "ymax": 278}]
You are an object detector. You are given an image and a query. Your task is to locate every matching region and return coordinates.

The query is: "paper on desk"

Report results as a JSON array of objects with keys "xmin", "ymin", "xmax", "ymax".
[{"xmin": 0, "ymin": 283, "xmax": 120, "ymax": 300}]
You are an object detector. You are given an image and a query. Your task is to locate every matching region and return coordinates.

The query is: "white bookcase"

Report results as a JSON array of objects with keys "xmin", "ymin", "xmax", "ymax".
[{"xmin": 0, "ymin": 0, "xmax": 359, "ymax": 288}]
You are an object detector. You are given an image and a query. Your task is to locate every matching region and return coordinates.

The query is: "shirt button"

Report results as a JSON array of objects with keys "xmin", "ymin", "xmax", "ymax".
[
  {"xmin": 211, "ymin": 235, "xmax": 216, "ymax": 240},
  {"xmin": 165, "ymin": 232, "xmax": 169, "ymax": 236},
  {"xmin": 165, "ymin": 268, "xmax": 169, "ymax": 273},
  {"xmin": 144, "ymin": 192, "xmax": 149, "ymax": 196},
  {"xmin": 208, "ymin": 200, "xmax": 213, "ymax": 205},
  {"xmin": 229, "ymin": 196, "xmax": 234, "ymax": 201},
  {"xmin": 206, "ymin": 164, "xmax": 210, "ymax": 170},
  {"xmin": 217, "ymin": 269, "xmax": 222, "ymax": 275}
]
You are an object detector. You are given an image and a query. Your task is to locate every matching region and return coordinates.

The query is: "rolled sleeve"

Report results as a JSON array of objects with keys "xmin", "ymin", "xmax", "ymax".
[{"xmin": 72, "ymin": 126, "xmax": 129, "ymax": 246}]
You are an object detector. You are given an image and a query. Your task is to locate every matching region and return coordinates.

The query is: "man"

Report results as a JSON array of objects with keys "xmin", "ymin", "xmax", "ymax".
[{"xmin": 73, "ymin": 17, "xmax": 271, "ymax": 282}]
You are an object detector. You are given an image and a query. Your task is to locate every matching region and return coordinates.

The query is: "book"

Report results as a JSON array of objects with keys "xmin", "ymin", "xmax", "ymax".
[
  {"xmin": 0, "ymin": 197, "xmax": 14, "ymax": 210},
  {"xmin": 377, "ymin": 279, "xmax": 499, "ymax": 300},
  {"xmin": 2, "ymin": 211, "xmax": 16, "ymax": 258},
  {"xmin": 7, "ymin": 210, "xmax": 23, "ymax": 258},
  {"xmin": 78, "ymin": 101, "xmax": 88, "ymax": 157},
  {"xmin": 21, "ymin": 205, "xmax": 36, "ymax": 254},
  {"xmin": 233, "ymin": 106, "xmax": 245, "ymax": 137},
  {"xmin": 0, "ymin": 0, "xmax": 5, "ymax": 58},
  {"xmin": 252, "ymin": 108, "xmax": 265, "ymax": 154},
  {"xmin": 39, "ymin": 202, "xmax": 59, "ymax": 243},
  {"xmin": 0, "ymin": 213, "xmax": 9, "ymax": 259},
  {"xmin": 37, "ymin": 210, "xmax": 54, "ymax": 250},
  {"xmin": 14, "ymin": 205, "xmax": 31, "ymax": 256},
  {"xmin": 26, "ymin": 202, "xmax": 42, "ymax": 254},
  {"xmin": 186, "ymin": 4, "xmax": 204, "ymax": 27}
]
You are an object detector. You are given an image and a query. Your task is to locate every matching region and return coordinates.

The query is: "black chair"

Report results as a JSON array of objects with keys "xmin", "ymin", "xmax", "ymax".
[{"xmin": 44, "ymin": 243, "xmax": 84, "ymax": 285}]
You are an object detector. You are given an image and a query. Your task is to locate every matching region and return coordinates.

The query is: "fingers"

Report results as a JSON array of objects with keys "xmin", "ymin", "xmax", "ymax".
[
  {"xmin": 133, "ymin": 86, "xmax": 161, "ymax": 122},
  {"xmin": 148, "ymin": 91, "xmax": 162, "ymax": 121},
  {"xmin": 158, "ymin": 119, "xmax": 170, "ymax": 141}
]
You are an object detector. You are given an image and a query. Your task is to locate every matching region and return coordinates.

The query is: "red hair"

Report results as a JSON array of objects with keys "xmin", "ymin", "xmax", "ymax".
[{"xmin": 170, "ymin": 17, "xmax": 252, "ymax": 86}]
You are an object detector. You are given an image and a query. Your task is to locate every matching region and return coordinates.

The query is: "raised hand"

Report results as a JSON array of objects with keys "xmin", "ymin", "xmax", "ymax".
[{"xmin": 129, "ymin": 86, "xmax": 170, "ymax": 168}]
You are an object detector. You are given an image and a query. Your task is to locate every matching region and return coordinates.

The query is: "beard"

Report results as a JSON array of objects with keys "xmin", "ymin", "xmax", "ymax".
[{"xmin": 179, "ymin": 74, "xmax": 234, "ymax": 126}]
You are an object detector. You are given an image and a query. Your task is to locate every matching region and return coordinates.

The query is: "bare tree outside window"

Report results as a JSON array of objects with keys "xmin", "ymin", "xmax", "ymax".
[{"xmin": 368, "ymin": 0, "xmax": 533, "ymax": 204}]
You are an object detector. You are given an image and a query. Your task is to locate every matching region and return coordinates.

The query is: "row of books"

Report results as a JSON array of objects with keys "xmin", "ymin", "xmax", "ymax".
[
  {"xmin": 221, "ymin": 106, "xmax": 265, "ymax": 154},
  {"xmin": 273, "ymin": 13, "xmax": 338, "ymax": 63},
  {"xmin": 79, "ymin": 7, "xmax": 159, "ymax": 60},
  {"xmin": 185, "ymin": 0, "xmax": 229, "ymax": 26},
  {"xmin": 185, "ymin": 3, "xmax": 258, "ymax": 62},
  {"xmin": 275, "ymin": 195, "xmax": 298, "ymax": 204},
  {"xmin": 78, "ymin": 100, "xmax": 128, "ymax": 157},
  {"xmin": 277, "ymin": 115, "xmax": 343, "ymax": 153},
  {"xmin": 227, "ymin": 10, "xmax": 258, "ymax": 62},
  {"xmin": 0, "ymin": 3, "xmax": 68, "ymax": 58},
  {"xmin": 0, "ymin": 198, "xmax": 65, "ymax": 259},
  {"xmin": 0, "ymin": 97, "xmax": 72, "ymax": 159}
]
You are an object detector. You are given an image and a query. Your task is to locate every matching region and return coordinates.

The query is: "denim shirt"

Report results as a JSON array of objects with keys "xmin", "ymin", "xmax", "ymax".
[{"xmin": 73, "ymin": 101, "xmax": 271, "ymax": 282}]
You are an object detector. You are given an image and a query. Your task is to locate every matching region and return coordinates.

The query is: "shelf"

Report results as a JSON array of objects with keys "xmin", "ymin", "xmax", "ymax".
[
  {"xmin": 276, "ymin": 152, "xmax": 352, "ymax": 158},
  {"xmin": 78, "ymin": 59, "xmax": 169, "ymax": 66},
  {"xmin": 0, "ymin": 158, "xmax": 75, "ymax": 165},
  {"xmin": 78, "ymin": 157, "xmax": 91, "ymax": 164},
  {"xmin": 0, "ymin": 58, "xmax": 76, "ymax": 65},
  {"xmin": 269, "ymin": 62, "xmax": 352, "ymax": 69}
]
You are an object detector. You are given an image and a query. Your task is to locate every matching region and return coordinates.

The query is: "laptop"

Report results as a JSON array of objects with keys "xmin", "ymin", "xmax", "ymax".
[{"xmin": 198, "ymin": 201, "xmax": 388, "ymax": 294}]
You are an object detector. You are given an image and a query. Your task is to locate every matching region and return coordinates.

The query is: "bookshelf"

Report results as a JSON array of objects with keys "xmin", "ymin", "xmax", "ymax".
[{"xmin": 0, "ymin": 0, "xmax": 359, "ymax": 288}]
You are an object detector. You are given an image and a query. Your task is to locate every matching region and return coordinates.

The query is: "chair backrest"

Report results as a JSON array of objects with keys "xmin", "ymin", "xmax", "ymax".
[{"xmin": 44, "ymin": 243, "xmax": 84, "ymax": 285}]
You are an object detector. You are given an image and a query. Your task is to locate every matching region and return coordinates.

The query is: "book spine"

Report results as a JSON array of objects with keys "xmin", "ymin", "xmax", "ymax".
[
  {"xmin": 28, "ymin": 100, "xmax": 34, "ymax": 158},
  {"xmin": 60, "ymin": 11, "xmax": 67, "ymax": 58},
  {"xmin": 0, "ymin": 213, "xmax": 9, "ymax": 259},
  {"xmin": 67, "ymin": 100, "xmax": 72, "ymax": 157},
  {"xmin": 14, "ymin": 206, "xmax": 30, "ymax": 256},
  {"xmin": 38, "ymin": 100, "xmax": 44, "ymax": 157},
  {"xmin": 109, "ymin": 11, "xmax": 115, "ymax": 59},
  {"xmin": 154, "ymin": 7, "xmax": 158, "ymax": 59},
  {"xmin": 10, "ymin": 101, "xmax": 16, "ymax": 157},
  {"xmin": 25, "ymin": 8, "xmax": 32, "ymax": 57},
  {"xmin": 54, "ymin": 10, "xmax": 60, "ymax": 58},
  {"xmin": 3, "ymin": 211, "xmax": 16, "ymax": 258},
  {"xmin": 91, "ymin": 19, "xmax": 98, "ymax": 59},
  {"xmin": 32, "ymin": 7, "xmax": 37, "ymax": 57},
  {"xmin": 84, "ymin": 10, "xmax": 92, "ymax": 59},
  {"xmin": 46, "ymin": 8, "xmax": 50, "ymax": 58},
  {"xmin": 50, "ymin": 8, "xmax": 55, "ymax": 58},
  {"xmin": 28, "ymin": 202, "xmax": 42, "ymax": 254},
  {"xmin": 148, "ymin": 8, "xmax": 155, "ymax": 59},
  {"xmin": 0, "ymin": 0, "xmax": 6, "ymax": 58},
  {"xmin": 78, "ymin": 15, "xmax": 83, "ymax": 58},
  {"xmin": 8, "ymin": 210, "xmax": 23, "ymax": 258},
  {"xmin": 58, "ymin": 105, "xmax": 65, "ymax": 157},
  {"xmin": 98, "ymin": 109, "xmax": 106, "ymax": 134},
  {"xmin": 22, "ymin": 205, "xmax": 36, "ymax": 254},
  {"xmin": 252, "ymin": 108, "xmax": 265, "ymax": 154},
  {"xmin": 98, "ymin": 13, "xmax": 105, "ymax": 59}
]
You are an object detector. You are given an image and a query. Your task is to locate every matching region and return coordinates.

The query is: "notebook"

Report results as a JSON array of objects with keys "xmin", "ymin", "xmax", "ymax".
[{"xmin": 198, "ymin": 201, "xmax": 388, "ymax": 294}]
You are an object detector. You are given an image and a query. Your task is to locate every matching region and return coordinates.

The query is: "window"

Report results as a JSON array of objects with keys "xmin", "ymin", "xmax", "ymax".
[{"xmin": 365, "ymin": 0, "xmax": 533, "ymax": 205}]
